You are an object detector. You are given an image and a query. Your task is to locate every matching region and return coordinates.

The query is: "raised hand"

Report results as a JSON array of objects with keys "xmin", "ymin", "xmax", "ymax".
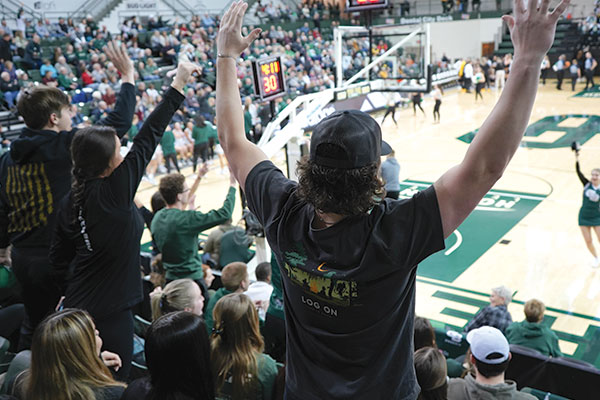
[
  {"xmin": 217, "ymin": 1, "xmax": 261, "ymax": 58},
  {"xmin": 103, "ymin": 41, "xmax": 134, "ymax": 84},
  {"xmin": 502, "ymin": 0, "xmax": 570, "ymax": 61},
  {"xmin": 171, "ymin": 61, "xmax": 202, "ymax": 94}
]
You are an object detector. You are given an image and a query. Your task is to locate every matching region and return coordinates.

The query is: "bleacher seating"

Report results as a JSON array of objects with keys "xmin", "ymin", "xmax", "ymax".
[
  {"xmin": 506, "ymin": 343, "xmax": 600, "ymax": 399},
  {"xmin": 521, "ymin": 387, "xmax": 571, "ymax": 400}
]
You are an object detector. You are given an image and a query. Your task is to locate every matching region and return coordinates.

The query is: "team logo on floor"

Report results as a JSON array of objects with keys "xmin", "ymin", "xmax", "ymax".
[
  {"xmin": 400, "ymin": 181, "xmax": 546, "ymax": 282},
  {"xmin": 573, "ymin": 86, "xmax": 600, "ymax": 98},
  {"xmin": 457, "ymin": 115, "xmax": 600, "ymax": 149}
]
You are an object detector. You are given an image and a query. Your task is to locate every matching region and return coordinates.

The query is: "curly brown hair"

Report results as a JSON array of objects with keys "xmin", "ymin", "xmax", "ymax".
[
  {"xmin": 158, "ymin": 173, "xmax": 185, "ymax": 205},
  {"xmin": 296, "ymin": 155, "xmax": 385, "ymax": 216}
]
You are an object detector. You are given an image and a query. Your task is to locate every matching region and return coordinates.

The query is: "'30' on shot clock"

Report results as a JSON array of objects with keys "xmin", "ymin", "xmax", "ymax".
[{"xmin": 252, "ymin": 56, "xmax": 287, "ymax": 101}]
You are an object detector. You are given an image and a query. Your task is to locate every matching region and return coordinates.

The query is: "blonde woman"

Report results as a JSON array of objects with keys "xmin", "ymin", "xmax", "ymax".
[
  {"xmin": 12, "ymin": 309, "xmax": 124, "ymax": 400},
  {"xmin": 150, "ymin": 278, "xmax": 205, "ymax": 320},
  {"xmin": 211, "ymin": 293, "xmax": 278, "ymax": 400}
]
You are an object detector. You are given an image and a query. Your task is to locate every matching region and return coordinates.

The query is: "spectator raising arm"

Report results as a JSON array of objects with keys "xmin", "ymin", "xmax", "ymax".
[
  {"xmin": 216, "ymin": 1, "xmax": 265, "ymax": 190},
  {"xmin": 433, "ymin": 0, "xmax": 570, "ymax": 238},
  {"xmin": 96, "ymin": 41, "xmax": 136, "ymax": 137}
]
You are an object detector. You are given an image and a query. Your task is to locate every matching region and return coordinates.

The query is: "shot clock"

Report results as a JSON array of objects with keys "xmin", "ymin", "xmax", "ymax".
[
  {"xmin": 346, "ymin": 0, "xmax": 388, "ymax": 11},
  {"xmin": 251, "ymin": 56, "xmax": 287, "ymax": 101}
]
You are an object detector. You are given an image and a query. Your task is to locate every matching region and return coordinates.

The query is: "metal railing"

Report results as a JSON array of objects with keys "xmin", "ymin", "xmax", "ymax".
[
  {"xmin": 68, "ymin": 0, "xmax": 112, "ymax": 21},
  {"xmin": 0, "ymin": 0, "xmax": 43, "ymax": 22}
]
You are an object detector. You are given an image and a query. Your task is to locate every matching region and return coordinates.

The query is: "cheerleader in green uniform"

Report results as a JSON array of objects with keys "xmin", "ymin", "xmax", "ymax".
[{"xmin": 576, "ymin": 152, "xmax": 600, "ymax": 267}]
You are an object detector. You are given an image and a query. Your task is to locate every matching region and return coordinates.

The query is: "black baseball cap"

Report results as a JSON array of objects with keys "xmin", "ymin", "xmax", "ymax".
[{"xmin": 310, "ymin": 110, "xmax": 392, "ymax": 169}]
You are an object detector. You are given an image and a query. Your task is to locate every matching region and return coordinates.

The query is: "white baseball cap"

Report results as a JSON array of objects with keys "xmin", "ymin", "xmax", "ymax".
[{"xmin": 467, "ymin": 326, "xmax": 510, "ymax": 365}]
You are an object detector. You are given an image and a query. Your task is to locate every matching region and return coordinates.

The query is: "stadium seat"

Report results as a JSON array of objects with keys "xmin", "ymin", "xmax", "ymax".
[
  {"xmin": 521, "ymin": 387, "xmax": 571, "ymax": 400},
  {"xmin": 133, "ymin": 314, "xmax": 151, "ymax": 339},
  {"xmin": 27, "ymin": 69, "xmax": 41, "ymax": 82},
  {"xmin": 506, "ymin": 343, "xmax": 600, "ymax": 399},
  {"xmin": 0, "ymin": 336, "xmax": 14, "ymax": 375}
]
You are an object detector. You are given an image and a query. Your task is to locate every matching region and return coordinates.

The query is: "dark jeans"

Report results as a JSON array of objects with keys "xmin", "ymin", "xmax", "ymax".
[
  {"xmin": 585, "ymin": 69, "xmax": 595, "ymax": 89},
  {"xmin": 164, "ymin": 153, "xmax": 179, "ymax": 173},
  {"xmin": 475, "ymin": 83, "xmax": 484, "ymax": 100},
  {"xmin": 556, "ymin": 70, "xmax": 564, "ymax": 89},
  {"xmin": 541, "ymin": 68, "xmax": 550, "ymax": 84},
  {"xmin": 94, "ymin": 308, "xmax": 134, "ymax": 381},
  {"xmin": 571, "ymin": 73, "xmax": 579, "ymax": 91},
  {"xmin": 464, "ymin": 77, "xmax": 472, "ymax": 92},
  {"xmin": 433, "ymin": 99, "xmax": 441, "ymax": 121},
  {"xmin": 382, "ymin": 106, "xmax": 397, "ymax": 125},
  {"xmin": 11, "ymin": 247, "xmax": 61, "ymax": 351},
  {"xmin": 413, "ymin": 101, "xmax": 424, "ymax": 115},
  {"xmin": 192, "ymin": 142, "xmax": 209, "ymax": 171}
]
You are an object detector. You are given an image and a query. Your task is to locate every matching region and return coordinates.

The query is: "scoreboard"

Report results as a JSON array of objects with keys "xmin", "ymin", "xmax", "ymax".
[
  {"xmin": 252, "ymin": 56, "xmax": 286, "ymax": 101},
  {"xmin": 346, "ymin": 0, "xmax": 388, "ymax": 12}
]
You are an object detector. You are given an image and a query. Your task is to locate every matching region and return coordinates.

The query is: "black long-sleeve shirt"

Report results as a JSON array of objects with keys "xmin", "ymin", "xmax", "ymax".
[
  {"xmin": 50, "ymin": 87, "xmax": 184, "ymax": 318},
  {"xmin": 0, "ymin": 83, "xmax": 135, "ymax": 251}
]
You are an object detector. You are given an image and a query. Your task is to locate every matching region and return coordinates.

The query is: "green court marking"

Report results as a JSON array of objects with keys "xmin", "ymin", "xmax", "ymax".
[
  {"xmin": 402, "ymin": 181, "xmax": 546, "ymax": 282},
  {"xmin": 433, "ymin": 290, "xmax": 488, "ymax": 308},
  {"xmin": 457, "ymin": 115, "xmax": 600, "ymax": 149},
  {"xmin": 573, "ymin": 86, "xmax": 600, "ymax": 98}
]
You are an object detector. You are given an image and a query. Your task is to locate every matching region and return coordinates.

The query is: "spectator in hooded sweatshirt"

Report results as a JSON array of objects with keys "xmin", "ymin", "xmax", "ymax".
[{"xmin": 505, "ymin": 299, "xmax": 562, "ymax": 357}]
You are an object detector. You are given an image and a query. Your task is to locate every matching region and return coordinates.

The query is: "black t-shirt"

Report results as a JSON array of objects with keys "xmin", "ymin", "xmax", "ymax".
[
  {"xmin": 245, "ymin": 161, "xmax": 445, "ymax": 399},
  {"xmin": 50, "ymin": 88, "xmax": 184, "ymax": 319}
]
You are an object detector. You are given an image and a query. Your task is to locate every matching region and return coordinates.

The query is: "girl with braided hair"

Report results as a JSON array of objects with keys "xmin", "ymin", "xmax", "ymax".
[{"xmin": 50, "ymin": 61, "xmax": 201, "ymax": 380}]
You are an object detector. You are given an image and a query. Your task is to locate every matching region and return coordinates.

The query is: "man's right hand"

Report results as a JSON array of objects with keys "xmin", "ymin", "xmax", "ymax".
[
  {"xmin": 217, "ymin": 1, "xmax": 262, "ymax": 58},
  {"xmin": 104, "ymin": 41, "xmax": 134, "ymax": 84},
  {"xmin": 501, "ymin": 0, "xmax": 570, "ymax": 64}
]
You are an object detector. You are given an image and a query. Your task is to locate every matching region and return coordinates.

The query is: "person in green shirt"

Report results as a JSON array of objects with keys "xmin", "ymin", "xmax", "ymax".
[
  {"xmin": 191, "ymin": 115, "xmax": 213, "ymax": 172},
  {"xmin": 125, "ymin": 114, "xmax": 139, "ymax": 144},
  {"xmin": 208, "ymin": 122, "xmax": 219, "ymax": 159},
  {"xmin": 160, "ymin": 128, "xmax": 179, "ymax": 173},
  {"xmin": 151, "ymin": 168, "xmax": 237, "ymax": 302},
  {"xmin": 264, "ymin": 253, "xmax": 285, "ymax": 363},
  {"xmin": 505, "ymin": 299, "xmax": 563, "ymax": 357},
  {"xmin": 204, "ymin": 261, "xmax": 249, "ymax": 335},
  {"xmin": 218, "ymin": 227, "xmax": 255, "ymax": 268},
  {"xmin": 211, "ymin": 292, "xmax": 278, "ymax": 400},
  {"xmin": 57, "ymin": 67, "xmax": 78, "ymax": 90}
]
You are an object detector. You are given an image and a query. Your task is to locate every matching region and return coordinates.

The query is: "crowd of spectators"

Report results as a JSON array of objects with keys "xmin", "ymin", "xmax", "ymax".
[{"xmin": 578, "ymin": 0, "xmax": 600, "ymax": 46}]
